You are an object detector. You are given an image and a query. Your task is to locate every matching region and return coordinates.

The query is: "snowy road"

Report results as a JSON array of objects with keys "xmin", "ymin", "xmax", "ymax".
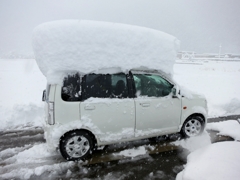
[
  {"xmin": 0, "ymin": 128, "xmax": 44, "ymax": 151},
  {"xmin": 0, "ymin": 116, "xmax": 236, "ymax": 180},
  {"xmin": 0, "ymin": 127, "xmax": 184, "ymax": 179}
]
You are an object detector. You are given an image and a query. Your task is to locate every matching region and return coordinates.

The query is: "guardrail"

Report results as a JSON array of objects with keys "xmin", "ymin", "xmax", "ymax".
[{"xmin": 177, "ymin": 52, "xmax": 240, "ymax": 61}]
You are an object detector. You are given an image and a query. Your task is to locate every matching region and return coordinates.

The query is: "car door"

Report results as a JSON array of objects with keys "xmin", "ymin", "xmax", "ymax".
[
  {"xmin": 132, "ymin": 71, "xmax": 182, "ymax": 137},
  {"xmin": 80, "ymin": 73, "xmax": 135, "ymax": 143}
]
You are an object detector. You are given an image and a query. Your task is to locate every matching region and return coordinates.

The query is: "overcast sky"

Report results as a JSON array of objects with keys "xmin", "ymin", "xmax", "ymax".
[{"xmin": 0, "ymin": 0, "xmax": 240, "ymax": 57}]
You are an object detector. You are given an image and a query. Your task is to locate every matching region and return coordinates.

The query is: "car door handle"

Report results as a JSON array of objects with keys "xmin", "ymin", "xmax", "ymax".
[
  {"xmin": 141, "ymin": 103, "xmax": 150, "ymax": 107},
  {"xmin": 84, "ymin": 105, "xmax": 95, "ymax": 110}
]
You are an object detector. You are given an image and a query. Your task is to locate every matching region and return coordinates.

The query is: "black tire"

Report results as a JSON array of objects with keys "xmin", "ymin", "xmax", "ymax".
[
  {"xmin": 181, "ymin": 115, "xmax": 204, "ymax": 138},
  {"xmin": 59, "ymin": 130, "xmax": 93, "ymax": 161}
]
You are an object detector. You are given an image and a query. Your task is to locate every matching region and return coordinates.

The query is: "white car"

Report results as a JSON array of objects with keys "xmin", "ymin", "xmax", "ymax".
[{"xmin": 43, "ymin": 68, "xmax": 207, "ymax": 161}]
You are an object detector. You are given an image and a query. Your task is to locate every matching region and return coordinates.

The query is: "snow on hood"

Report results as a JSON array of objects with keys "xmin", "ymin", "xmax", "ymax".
[{"xmin": 32, "ymin": 20, "xmax": 179, "ymax": 84}]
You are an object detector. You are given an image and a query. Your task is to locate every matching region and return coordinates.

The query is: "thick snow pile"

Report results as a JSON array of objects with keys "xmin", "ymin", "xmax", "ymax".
[
  {"xmin": 176, "ymin": 142, "xmax": 240, "ymax": 180},
  {"xmin": 207, "ymin": 120, "xmax": 240, "ymax": 141},
  {"xmin": 32, "ymin": 20, "xmax": 179, "ymax": 84},
  {"xmin": 173, "ymin": 131, "xmax": 211, "ymax": 152},
  {"xmin": 0, "ymin": 104, "xmax": 44, "ymax": 131},
  {"xmin": 175, "ymin": 121, "xmax": 240, "ymax": 180}
]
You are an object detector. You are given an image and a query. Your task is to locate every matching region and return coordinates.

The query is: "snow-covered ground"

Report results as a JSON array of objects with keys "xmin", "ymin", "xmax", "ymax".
[
  {"xmin": 175, "ymin": 122, "xmax": 240, "ymax": 180},
  {"xmin": 173, "ymin": 60, "xmax": 240, "ymax": 180},
  {"xmin": 207, "ymin": 120, "xmax": 240, "ymax": 141},
  {"xmin": 0, "ymin": 59, "xmax": 240, "ymax": 179},
  {"xmin": 174, "ymin": 60, "xmax": 240, "ymax": 117},
  {"xmin": 176, "ymin": 141, "xmax": 240, "ymax": 180}
]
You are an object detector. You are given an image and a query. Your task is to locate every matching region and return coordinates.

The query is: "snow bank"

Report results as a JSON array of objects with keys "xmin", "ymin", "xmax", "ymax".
[
  {"xmin": 207, "ymin": 120, "xmax": 240, "ymax": 141},
  {"xmin": 173, "ymin": 131, "xmax": 211, "ymax": 152},
  {"xmin": 32, "ymin": 20, "xmax": 179, "ymax": 84},
  {"xmin": 176, "ymin": 142, "xmax": 240, "ymax": 180},
  {"xmin": 0, "ymin": 104, "xmax": 44, "ymax": 131}
]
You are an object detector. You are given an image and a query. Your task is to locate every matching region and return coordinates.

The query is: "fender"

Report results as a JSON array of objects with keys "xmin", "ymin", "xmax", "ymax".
[{"xmin": 179, "ymin": 97, "xmax": 208, "ymax": 131}]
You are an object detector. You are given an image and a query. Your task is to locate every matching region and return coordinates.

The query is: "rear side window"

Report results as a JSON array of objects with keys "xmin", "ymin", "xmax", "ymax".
[
  {"xmin": 82, "ymin": 73, "xmax": 128, "ymax": 100},
  {"xmin": 62, "ymin": 73, "xmax": 81, "ymax": 101}
]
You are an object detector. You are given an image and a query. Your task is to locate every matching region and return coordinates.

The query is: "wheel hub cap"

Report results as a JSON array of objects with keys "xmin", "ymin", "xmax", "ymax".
[
  {"xmin": 65, "ymin": 136, "xmax": 90, "ymax": 158},
  {"xmin": 185, "ymin": 119, "xmax": 202, "ymax": 137}
]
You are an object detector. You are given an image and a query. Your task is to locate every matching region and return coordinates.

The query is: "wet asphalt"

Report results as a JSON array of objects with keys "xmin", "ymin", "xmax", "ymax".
[{"xmin": 0, "ymin": 116, "xmax": 238, "ymax": 180}]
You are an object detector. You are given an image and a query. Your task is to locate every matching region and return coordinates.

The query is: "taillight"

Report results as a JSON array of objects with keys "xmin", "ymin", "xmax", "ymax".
[{"xmin": 48, "ymin": 102, "xmax": 55, "ymax": 125}]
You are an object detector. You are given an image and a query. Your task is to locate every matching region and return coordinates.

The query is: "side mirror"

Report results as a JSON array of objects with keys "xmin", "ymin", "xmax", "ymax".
[
  {"xmin": 172, "ymin": 87, "xmax": 176, "ymax": 96},
  {"xmin": 172, "ymin": 86, "xmax": 180, "ymax": 98}
]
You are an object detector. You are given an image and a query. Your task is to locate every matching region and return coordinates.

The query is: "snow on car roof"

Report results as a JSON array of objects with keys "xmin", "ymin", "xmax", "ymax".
[{"xmin": 32, "ymin": 20, "xmax": 179, "ymax": 84}]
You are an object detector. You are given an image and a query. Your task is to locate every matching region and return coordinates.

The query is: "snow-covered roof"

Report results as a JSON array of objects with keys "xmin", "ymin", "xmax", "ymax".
[{"xmin": 32, "ymin": 20, "xmax": 179, "ymax": 83}]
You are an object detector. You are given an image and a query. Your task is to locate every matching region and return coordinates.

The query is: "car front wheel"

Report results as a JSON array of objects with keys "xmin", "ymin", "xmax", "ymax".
[
  {"xmin": 59, "ymin": 130, "xmax": 93, "ymax": 161},
  {"xmin": 181, "ymin": 116, "xmax": 204, "ymax": 138}
]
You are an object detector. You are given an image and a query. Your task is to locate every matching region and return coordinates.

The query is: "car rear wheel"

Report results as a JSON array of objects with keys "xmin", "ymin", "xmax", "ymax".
[
  {"xmin": 59, "ymin": 130, "xmax": 93, "ymax": 161},
  {"xmin": 181, "ymin": 116, "xmax": 204, "ymax": 138}
]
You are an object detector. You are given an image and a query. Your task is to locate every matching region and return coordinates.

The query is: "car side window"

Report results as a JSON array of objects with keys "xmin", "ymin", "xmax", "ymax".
[
  {"xmin": 82, "ymin": 73, "xmax": 128, "ymax": 100},
  {"xmin": 62, "ymin": 73, "xmax": 81, "ymax": 101},
  {"xmin": 133, "ymin": 74, "xmax": 173, "ymax": 97},
  {"xmin": 111, "ymin": 74, "xmax": 128, "ymax": 98}
]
